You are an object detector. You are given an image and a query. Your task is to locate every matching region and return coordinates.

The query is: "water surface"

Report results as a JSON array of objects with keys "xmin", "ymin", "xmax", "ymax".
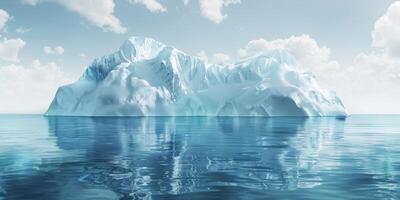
[{"xmin": 0, "ymin": 115, "xmax": 399, "ymax": 199}]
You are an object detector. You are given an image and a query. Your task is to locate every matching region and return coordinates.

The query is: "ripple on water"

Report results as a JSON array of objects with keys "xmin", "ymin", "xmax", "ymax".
[{"xmin": 0, "ymin": 115, "xmax": 399, "ymax": 199}]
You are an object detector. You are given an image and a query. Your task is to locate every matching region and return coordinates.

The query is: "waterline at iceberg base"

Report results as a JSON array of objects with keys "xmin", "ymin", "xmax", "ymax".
[{"xmin": 46, "ymin": 37, "xmax": 346, "ymax": 117}]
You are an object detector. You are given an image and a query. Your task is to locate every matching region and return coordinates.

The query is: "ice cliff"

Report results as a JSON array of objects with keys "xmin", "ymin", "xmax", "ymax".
[{"xmin": 45, "ymin": 37, "xmax": 346, "ymax": 116}]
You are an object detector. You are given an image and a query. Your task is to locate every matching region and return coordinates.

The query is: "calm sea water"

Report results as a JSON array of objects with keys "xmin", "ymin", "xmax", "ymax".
[{"xmin": 0, "ymin": 115, "xmax": 399, "ymax": 200}]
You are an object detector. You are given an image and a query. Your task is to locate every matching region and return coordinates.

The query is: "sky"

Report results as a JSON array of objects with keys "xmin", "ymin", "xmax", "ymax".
[{"xmin": 0, "ymin": 0, "xmax": 399, "ymax": 114}]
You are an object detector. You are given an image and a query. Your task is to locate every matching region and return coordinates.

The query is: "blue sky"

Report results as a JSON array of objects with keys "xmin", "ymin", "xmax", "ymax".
[{"xmin": 0, "ymin": 0, "xmax": 399, "ymax": 113}]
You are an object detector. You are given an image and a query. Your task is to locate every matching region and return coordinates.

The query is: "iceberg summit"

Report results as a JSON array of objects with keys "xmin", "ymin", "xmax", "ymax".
[{"xmin": 46, "ymin": 37, "xmax": 346, "ymax": 117}]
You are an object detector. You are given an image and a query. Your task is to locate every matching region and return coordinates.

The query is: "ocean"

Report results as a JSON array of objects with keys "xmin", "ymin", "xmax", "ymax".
[{"xmin": 0, "ymin": 115, "xmax": 399, "ymax": 199}]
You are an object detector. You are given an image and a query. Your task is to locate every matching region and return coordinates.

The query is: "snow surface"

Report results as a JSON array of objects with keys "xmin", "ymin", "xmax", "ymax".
[{"xmin": 46, "ymin": 37, "xmax": 347, "ymax": 116}]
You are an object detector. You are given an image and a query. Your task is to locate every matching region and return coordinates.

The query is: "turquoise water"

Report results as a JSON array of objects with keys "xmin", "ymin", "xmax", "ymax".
[{"xmin": 0, "ymin": 115, "xmax": 399, "ymax": 200}]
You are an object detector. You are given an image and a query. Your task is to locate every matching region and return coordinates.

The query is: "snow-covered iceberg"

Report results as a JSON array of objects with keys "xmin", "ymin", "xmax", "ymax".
[{"xmin": 45, "ymin": 37, "xmax": 346, "ymax": 117}]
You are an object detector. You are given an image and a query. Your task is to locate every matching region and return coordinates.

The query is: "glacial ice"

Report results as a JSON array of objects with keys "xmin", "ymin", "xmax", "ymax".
[{"xmin": 45, "ymin": 37, "xmax": 347, "ymax": 116}]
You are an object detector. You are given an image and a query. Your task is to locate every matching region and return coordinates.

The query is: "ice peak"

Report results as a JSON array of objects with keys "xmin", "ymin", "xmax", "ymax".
[
  {"xmin": 120, "ymin": 36, "xmax": 167, "ymax": 62},
  {"xmin": 238, "ymin": 50, "xmax": 298, "ymax": 66},
  {"xmin": 125, "ymin": 36, "xmax": 165, "ymax": 48}
]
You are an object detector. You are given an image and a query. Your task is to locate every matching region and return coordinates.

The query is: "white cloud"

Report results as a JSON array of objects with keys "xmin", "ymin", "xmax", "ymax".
[
  {"xmin": 21, "ymin": 0, "xmax": 40, "ymax": 6},
  {"xmin": 130, "ymin": 0, "xmax": 167, "ymax": 13},
  {"xmin": 238, "ymin": 35, "xmax": 331, "ymax": 63},
  {"xmin": 43, "ymin": 46, "xmax": 52, "ymax": 54},
  {"xmin": 43, "ymin": 46, "xmax": 65, "ymax": 55},
  {"xmin": 16, "ymin": 27, "xmax": 31, "ymax": 34},
  {"xmin": 238, "ymin": 35, "xmax": 340, "ymax": 80},
  {"xmin": 331, "ymin": 51, "xmax": 400, "ymax": 114},
  {"xmin": 0, "ymin": 9, "xmax": 10, "ymax": 31},
  {"xmin": 343, "ymin": 1, "xmax": 400, "ymax": 113},
  {"xmin": 372, "ymin": 1, "xmax": 400, "ymax": 57},
  {"xmin": 0, "ymin": 60, "xmax": 72, "ymax": 113},
  {"xmin": 196, "ymin": 50, "xmax": 208, "ymax": 62},
  {"xmin": 24, "ymin": 0, "xmax": 126, "ymax": 34},
  {"xmin": 196, "ymin": 51, "xmax": 231, "ymax": 64},
  {"xmin": 199, "ymin": 0, "xmax": 240, "ymax": 24},
  {"xmin": 211, "ymin": 53, "xmax": 230, "ymax": 64},
  {"xmin": 0, "ymin": 38, "xmax": 26, "ymax": 62},
  {"xmin": 79, "ymin": 53, "xmax": 87, "ymax": 59}
]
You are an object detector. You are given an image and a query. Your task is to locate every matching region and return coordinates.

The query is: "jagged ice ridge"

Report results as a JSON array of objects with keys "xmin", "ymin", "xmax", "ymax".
[{"xmin": 46, "ymin": 37, "xmax": 347, "ymax": 117}]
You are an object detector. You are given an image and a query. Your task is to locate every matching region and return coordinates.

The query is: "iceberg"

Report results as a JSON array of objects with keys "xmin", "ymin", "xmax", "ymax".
[{"xmin": 45, "ymin": 37, "xmax": 347, "ymax": 117}]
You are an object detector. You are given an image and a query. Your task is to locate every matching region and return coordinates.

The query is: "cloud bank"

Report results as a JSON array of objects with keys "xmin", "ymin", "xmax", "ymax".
[
  {"xmin": 0, "ymin": 60, "xmax": 72, "ymax": 113},
  {"xmin": 0, "ymin": 9, "xmax": 10, "ymax": 31},
  {"xmin": 0, "ymin": 38, "xmax": 26, "ymax": 62},
  {"xmin": 372, "ymin": 1, "xmax": 400, "ymax": 57},
  {"xmin": 130, "ymin": 0, "xmax": 167, "ymax": 13},
  {"xmin": 43, "ymin": 45, "xmax": 65, "ymax": 55},
  {"xmin": 199, "ymin": 0, "xmax": 240, "ymax": 24}
]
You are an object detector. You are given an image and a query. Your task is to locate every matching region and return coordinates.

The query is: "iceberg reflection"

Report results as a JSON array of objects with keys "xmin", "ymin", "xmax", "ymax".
[{"xmin": 44, "ymin": 117, "xmax": 344, "ymax": 198}]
